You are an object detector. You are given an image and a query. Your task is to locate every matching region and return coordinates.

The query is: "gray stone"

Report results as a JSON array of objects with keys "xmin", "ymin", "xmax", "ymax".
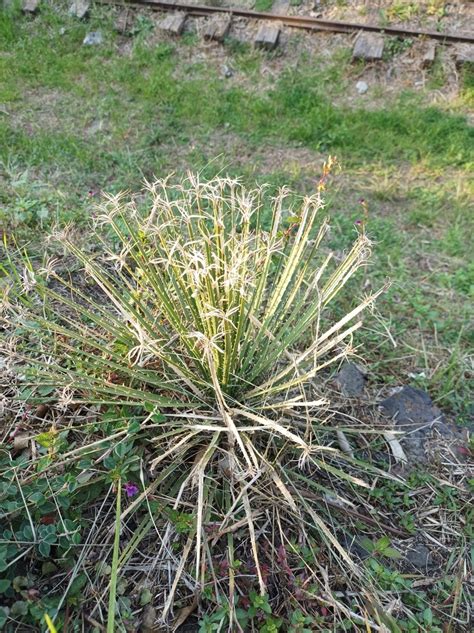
[
  {"xmin": 422, "ymin": 41, "xmax": 437, "ymax": 67},
  {"xmin": 141, "ymin": 604, "xmax": 157, "ymax": 632},
  {"xmin": 22, "ymin": 0, "xmax": 39, "ymax": 13},
  {"xmin": 222, "ymin": 64, "xmax": 234, "ymax": 78},
  {"xmin": 380, "ymin": 386, "xmax": 453, "ymax": 463},
  {"xmin": 335, "ymin": 362, "xmax": 367, "ymax": 397},
  {"xmin": 83, "ymin": 31, "xmax": 103, "ymax": 46},
  {"xmin": 381, "ymin": 386, "xmax": 443, "ymax": 431},
  {"xmin": 404, "ymin": 543, "xmax": 435, "ymax": 572},
  {"xmin": 69, "ymin": 0, "xmax": 90, "ymax": 19},
  {"xmin": 356, "ymin": 80, "xmax": 368, "ymax": 94}
]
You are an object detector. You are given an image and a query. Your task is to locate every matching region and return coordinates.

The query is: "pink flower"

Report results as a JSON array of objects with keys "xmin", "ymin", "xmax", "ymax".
[{"xmin": 123, "ymin": 481, "xmax": 139, "ymax": 498}]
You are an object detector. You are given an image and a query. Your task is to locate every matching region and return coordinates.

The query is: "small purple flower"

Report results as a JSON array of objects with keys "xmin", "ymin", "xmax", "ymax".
[
  {"xmin": 355, "ymin": 219, "xmax": 362, "ymax": 225},
  {"xmin": 123, "ymin": 481, "xmax": 139, "ymax": 498}
]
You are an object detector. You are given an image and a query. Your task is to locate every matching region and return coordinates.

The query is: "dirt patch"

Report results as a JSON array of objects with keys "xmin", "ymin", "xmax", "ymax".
[{"xmin": 6, "ymin": 86, "xmax": 114, "ymax": 143}]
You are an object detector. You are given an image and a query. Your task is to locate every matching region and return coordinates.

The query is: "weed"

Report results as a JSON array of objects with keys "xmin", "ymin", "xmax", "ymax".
[
  {"xmin": 383, "ymin": 37, "xmax": 413, "ymax": 60},
  {"xmin": 427, "ymin": 55, "xmax": 446, "ymax": 90},
  {"xmin": 386, "ymin": 1, "xmax": 420, "ymax": 22},
  {"xmin": 254, "ymin": 0, "xmax": 274, "ymax": 12},
  {"xmin": 2, "ymin": 173, "xmax": 391, "ymax": 629},
  {"xmin": 0, "ymin": 5, "xmax": 472, "ymax": 631}
]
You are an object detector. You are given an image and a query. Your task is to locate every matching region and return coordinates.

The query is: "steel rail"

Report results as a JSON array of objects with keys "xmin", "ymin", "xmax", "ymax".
[{"xmin": 100, "ymin": 0, "xmax": 474, "ymax": 44}]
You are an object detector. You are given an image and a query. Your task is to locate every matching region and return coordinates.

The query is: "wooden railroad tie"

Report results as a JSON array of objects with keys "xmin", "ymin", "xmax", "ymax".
[
  {"xmin": 203, "ymin": 15, "xmax": 231, "ymax": 42},
  {"xmin": 255, "ymin": 23, "xmax": 280, "ymax": 50},
  {"xmin": 352, "ymin": 32, "xmax": 385, "ymax": 60},
  {"xmin": 421, "ymin": 40, "xmax": 437, "ymax": 67},
  {"xmin": 159, "ymin": 11, "xmax": 187, "ymax": 35},
  {"xmin": 455, "ymin": 43, "xmax": 474, "ymax": 65}
]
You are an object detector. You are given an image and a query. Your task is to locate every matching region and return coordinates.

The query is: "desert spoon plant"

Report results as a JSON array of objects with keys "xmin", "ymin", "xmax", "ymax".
[{"xmin": 2, "ymin": 167, "xmax": 395, "ymax": 630}]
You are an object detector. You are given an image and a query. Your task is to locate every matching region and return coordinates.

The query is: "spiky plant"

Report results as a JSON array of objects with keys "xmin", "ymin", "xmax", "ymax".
[{"xmin": 2, "ymin": 170, "xmax": 396, "ymax": 630}]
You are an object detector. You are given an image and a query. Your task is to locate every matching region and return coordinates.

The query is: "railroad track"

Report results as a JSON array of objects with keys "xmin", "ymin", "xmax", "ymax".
[
  {"xmin": 98, "ymin": 0, "xmax": 474, "ymax": 44},
  {"xmin": 21, "ymin": 0, "xmax": 474, "ymax": 60}
]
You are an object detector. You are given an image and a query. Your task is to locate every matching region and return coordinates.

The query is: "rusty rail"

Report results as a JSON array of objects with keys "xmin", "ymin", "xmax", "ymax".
[{"xmin": 100, "ymin": 0, "xmax": 474, "ymax": 43}]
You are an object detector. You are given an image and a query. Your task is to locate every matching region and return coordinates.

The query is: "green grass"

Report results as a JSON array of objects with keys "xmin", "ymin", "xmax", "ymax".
[
  {"xmin": 1, "ymin": 9, "xmax": 472, "ymax": 170},
  {"xmin": 254, "ymin": 0, "xmax": 274, "ymax": 12},
  {"xmin": 1, "ymin": 3, "xmax": 472, "ymax": 422}
]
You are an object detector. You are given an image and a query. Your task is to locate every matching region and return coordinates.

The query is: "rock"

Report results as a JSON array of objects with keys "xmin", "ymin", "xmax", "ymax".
[
  {"xmin": 380, "ymin": 386, "xmax": 456, "ymax": 462},
  {"xmin": 222, "ymin": 64, "xmax": 233, "ymax": 78},
  {"xmin": 404, "ymin": 543, "xmax": 435, "ymax": 572},
  {"xmin": 22, "ymin": 0, "xmax": 39, "ymax": 13},
  {"xmin": 356, "ymin": 80, "xmax": 368, "ymax": 95},
  {"xmin": 141, "ymin": 605, "xmax": 157, "ymax": 632},
  {"xmin": 83, "ymin": 31, "xmax": 103, "ymax": 46},
  {"xmin": 381, "ymin": 386, "xmax": 443, "ymax": 431},
  {"xmin": 13, "ymin": 434, "xmax": 30, "ymax": 451},
  {"xmin": 421, "ymin": 41, "xmax": 437, "ymax": 67},
  {"xmin": 335, "ymin": 362, "xmax": 367, "ymax": 397},
  {"xmin": 69, "ymin": 0, "xmax": 90, "ymax": 19}
]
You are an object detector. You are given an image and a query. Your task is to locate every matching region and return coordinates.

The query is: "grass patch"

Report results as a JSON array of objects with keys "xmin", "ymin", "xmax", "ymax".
[
  {"xmin": 0, "ymin": 4, "xmax": 473, "ymax": 631},
  {"xmin": 253, "ymin": 0, "xmax": 274, "ymax": 12}
]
